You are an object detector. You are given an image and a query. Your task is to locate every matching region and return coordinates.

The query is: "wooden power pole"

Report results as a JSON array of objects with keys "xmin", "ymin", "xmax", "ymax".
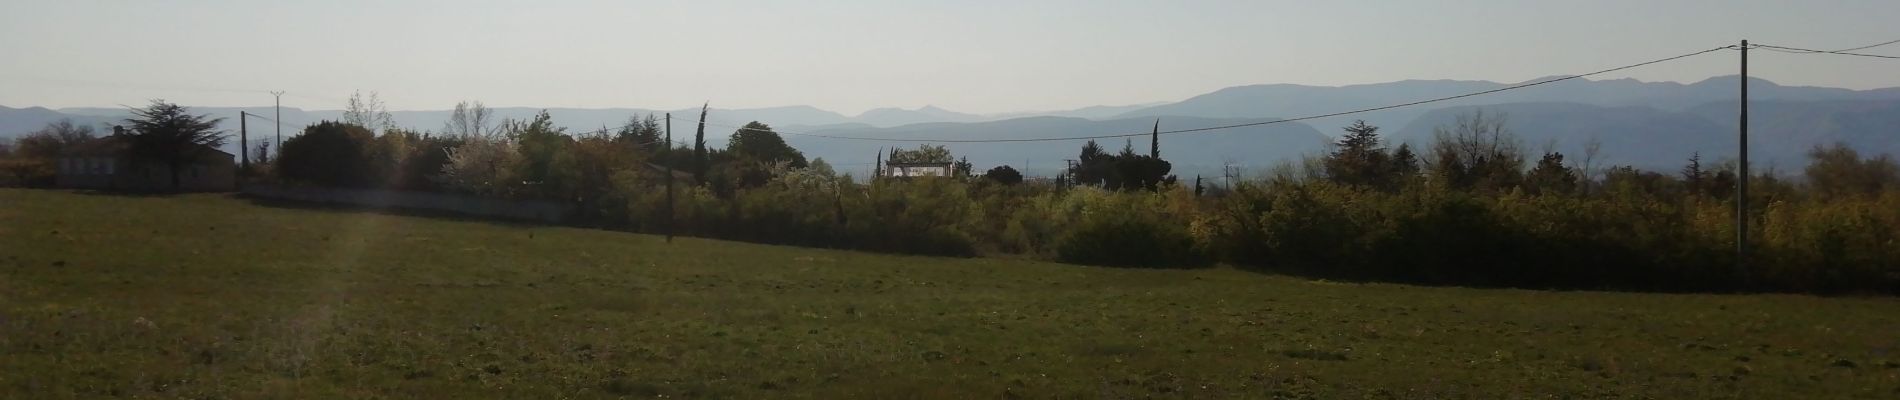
[
  {"xmin": 664, "ymin": 112, "xmax": 675, "ymax": 243},
  {"xmin": 1736, "ymin": 39, "xmax": 1750, "ymax": 279},
  {"xmin": 239, "ymin": 111, "xmax": 249, "ymax": 169}
]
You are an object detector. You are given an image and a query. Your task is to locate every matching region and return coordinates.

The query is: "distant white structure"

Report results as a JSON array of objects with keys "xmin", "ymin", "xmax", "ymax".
[{"xmin": 885, "ymin": 162, "xmax": 953, "ymax": 178}]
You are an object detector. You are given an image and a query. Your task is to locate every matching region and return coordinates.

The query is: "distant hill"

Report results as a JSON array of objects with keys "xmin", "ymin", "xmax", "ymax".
[
  {"xmin": 854, "ymin": 106, "xmax": 986, "ymax": 127},
  {"xmin": 1114, "ymin": 76, "xmax": 1900, "ymax": 138},
  {"xmin": 1388, "ymin": 100, "xmax": 1900, "ymax": 171}
]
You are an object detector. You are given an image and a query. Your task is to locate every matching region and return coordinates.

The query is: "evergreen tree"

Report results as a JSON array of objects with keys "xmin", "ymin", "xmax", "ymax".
[
  {"xmin": 1681, "ymin": 152, "xmax": 1705, "ymax": 195},
  {"xmin": 1390, "ymin": 143, "xmax": 1420, "ymax": 182},
  {"xmin": 1322, "ymin": 120, "xmax": 1392, "ymax": 189},
  {"xmin": 123, "ymin": 100, "xmax": 228, "ymax": 190},
  {"xmin": 1526, "ymin": 152, "xmax": 1576, "ymax": 195},
  {"xmin": 693, "ymin": 104, "xmax": 708, "ymax": 184}
]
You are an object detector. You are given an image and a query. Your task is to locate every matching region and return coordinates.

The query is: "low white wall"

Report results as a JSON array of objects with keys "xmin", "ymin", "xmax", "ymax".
[{"xmin": 242, "ymin": 185, "xmax": 574, "ymax": 223}]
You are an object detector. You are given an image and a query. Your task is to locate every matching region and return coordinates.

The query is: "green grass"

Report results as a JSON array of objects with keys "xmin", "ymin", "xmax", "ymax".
[{"xmin": 2, "ymin": 189, "xmax": 1897, "ymax": 399}]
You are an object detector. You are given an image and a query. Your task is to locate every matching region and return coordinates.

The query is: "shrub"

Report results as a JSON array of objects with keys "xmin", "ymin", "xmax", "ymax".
[
  {"xmin": 277, "ymin": 122, "xmax": 377, "ymax": 187},
  {"xmin": 1053, "ymin": 189, "xmax": 1209, "ymax": 268}
]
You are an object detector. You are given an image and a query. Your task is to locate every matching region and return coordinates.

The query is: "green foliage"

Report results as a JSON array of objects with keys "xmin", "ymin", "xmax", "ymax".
[
  {"xmin": 250, "ymin": 108, "xmax": 1900, "ymax": 294},
  {"xmin": 506, "ymin": 110, "xmax": 572, "ymax": 197},
  {"xmin": 1804, "ymin": 143, "xmax": 1899, "ymax": 199},
  {"xmin": 1525, "ymin": 152, "xmax": 1576, "ymax": 195},
  {"xmin": 888, "ymin": 144, "xmax": 952, "ymax": 164},
  {"xmin": 124, "ymin": 100, "xmax": 228, "ymax": 190},
  {"xmin": 1070, "ymin": 139, "xmax": 1173, "ymax": 191},
  {"xmin": 726, "ymin": 121, "xmax": 807, "ymax": 168},
  {"xmin": 1321, "ymin": 120, "xmax": 1397, "ymax": 189},
  {"xmin": 391, "ymin": 135, "xmax": 463, "ymax": 191},
  {"xmin": 277, "ymin": 121, "xmax": 376, "ymax": 187},
  {"xmin": 1053, "ymin": 189, "xmax": 1208, "ymax": 268},
  {"xmin": 983, "ymin": 165, "xmax": 1023, "ymax": 185},
  {"xmin": 3, "ymin": 119, "xmax": 96, "ymax": 187}
]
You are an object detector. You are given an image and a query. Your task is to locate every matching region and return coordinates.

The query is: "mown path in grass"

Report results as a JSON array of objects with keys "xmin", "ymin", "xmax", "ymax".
[{"xmin": 2, "ymin": 189, "xmax": 1897, "ymax": 398}]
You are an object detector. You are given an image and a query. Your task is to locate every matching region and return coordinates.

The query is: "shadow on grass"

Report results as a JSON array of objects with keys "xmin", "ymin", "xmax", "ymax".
[
  {"xmin": 235, "ymin": 193, "xmax": 558, "ymax": 230},
  {"xmin": 65, "ymin": 188, "xmax": 199, "ymax": 198}
]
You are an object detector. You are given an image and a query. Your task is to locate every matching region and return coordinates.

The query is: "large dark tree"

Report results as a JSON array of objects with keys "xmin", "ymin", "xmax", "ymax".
[
  {"xmin": 983, "ymin": 165, "xmax": 1023, "ymax": 185},
  {"xmin": 277, "ymin": 121, "xmax": 375, "ymax": 187},
  {"xmin": 726, "ymin": 121, "xmax": 807, "ymax": 167},
  {"xmin": 123, "ymin": 100, "xmax": 227, "ymax": 190},
  {"xmin": 1322, "ymin": 120, "xmax": 1394, "ymax": 189},
  {"xmin": 1525, "ymin": 152, "xmax": 1576, "ymax": 195},
  {"xmin": 1070, "ymin": 139, "xmax": 1172, "ymax": 191},
  {"xmin": 693, "ymin": 104, "xmax": 709, "ymax": 184}
]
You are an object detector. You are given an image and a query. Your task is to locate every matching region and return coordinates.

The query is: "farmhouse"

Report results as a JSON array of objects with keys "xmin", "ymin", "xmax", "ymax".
[{"xmin": 56, "ymin": 134, "xmax": 235, "ymax": 192}]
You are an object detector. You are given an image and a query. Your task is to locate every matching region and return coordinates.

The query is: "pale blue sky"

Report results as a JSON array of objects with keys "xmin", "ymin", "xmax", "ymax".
[{"xmin": 1, "ymin": 0, "xmax": 1895, "ymax": 114}]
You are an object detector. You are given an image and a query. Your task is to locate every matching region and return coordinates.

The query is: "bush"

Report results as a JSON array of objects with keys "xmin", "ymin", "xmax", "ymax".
[
  {"xmin": 1053, "ymin": 189, "xmax": 1209, "ymax": 268},
  {"xmin": 277, "ymin": 122, "xmax": 377, "ymax": 187}
]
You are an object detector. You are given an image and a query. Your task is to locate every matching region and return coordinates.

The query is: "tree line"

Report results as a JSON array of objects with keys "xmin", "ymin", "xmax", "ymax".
[{"xmin": 5, "ymin": 98, "xmax": 1894, "ymax": 295}]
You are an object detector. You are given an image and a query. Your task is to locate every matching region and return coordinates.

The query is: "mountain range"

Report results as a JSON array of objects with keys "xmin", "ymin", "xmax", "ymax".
[{"xmin": 4, "ymin": 76, "xmax": 1897, "ymax": 178}]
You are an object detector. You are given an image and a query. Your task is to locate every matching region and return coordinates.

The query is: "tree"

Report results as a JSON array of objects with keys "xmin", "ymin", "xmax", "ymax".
[
  {"xmin": 1427, "ymin": 110, "xmax": 1524, "ymax": 191},
  {"xmin": 694, "ymin": 104, "xmax": 709, "ymax": 184},
  {"xmin": 1322, "ymin": 120, "xmax": 1393, "ymax": 189},
  {"xmin": 14, "ymin": 119, "xmax": 97, "ymax": 159},
  {"xmin": 1525, "ymin": 152, "xmax": 1576, "ymax": 195},
  {"xmin": 124, "ymin": 100, "xmax": 228, "ymax": 190},
  {"xmin": 437, "ymin": 135, "xmax": 520, "ymax": 196},
  {"xmin": 1680, "ymin": 152, "xmax": 1706, "ymax": 195},
  {"xmin": 343, "ymin": 91, "xmax": 395, "ymax": 134},
  {"xmin": 253, "ymin": 141, "xmax": 272, "ymax": 165},
  {"xmin": 1804, "ymin": 143, "xmax": 1899, "ymax": 199},
  {"xmin": 1390, "ymin": 143, "xmax": 1420, "ymax": 183},
  {"xmin": 888, "ymin": 144, "xmax": 952, "ymax": 164},
  {"xmin": 276, "ymin": 121, "xmax": 375, "ymax": 187},
  {"xmin": 953, "ymin": 156, "xmax": 973, "ymax": 179},
  {"xmin": 505, "ymin": 110, "xmax": 572, "ymax": 196},
  {"xmin": 808, "ymin": 157, "xmax": 837, "ymax": 178},
  {"xmin": 442, "ymin": 101, "xmax": 495, "ymax": 138},
  {"xmin": 1577, "ymin": 137, "xmax": 1604, "ymax": 194},
  {"xmin": 983, "ymin": 165, "xmax": 1023, "ymax": 185},
  {"xmin": 1070, "ymin": 139, "xmax": 1171, "ymax": 191},
  {"xmin": 617, "ymin": 114, "xmax": 664, "ymax": 150},
  {"xmin": 726, "ymin": 121, "xmax": 807, "ymax": 167}
]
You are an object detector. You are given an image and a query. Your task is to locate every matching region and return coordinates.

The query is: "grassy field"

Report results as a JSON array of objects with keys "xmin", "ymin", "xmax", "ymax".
[{"xmin": 1, "ymin": 189, "xmax": 1897, "ymax": 399}]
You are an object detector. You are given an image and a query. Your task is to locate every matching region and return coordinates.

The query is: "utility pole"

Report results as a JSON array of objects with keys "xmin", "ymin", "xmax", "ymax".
[
  {"xmin": 664, "ymin": 113, "xmax": 675, "ymax": 243},
  {"xmin": 269, "ymin": 91, "xmax": 285, "ymax": 157},
  {"xmin": 239, "ymin": 111, "xmax": 249, "ymax": 169},
  {"xmin": 1736, "ymin": 40, "xmax": 1750, "ymax": 278}
]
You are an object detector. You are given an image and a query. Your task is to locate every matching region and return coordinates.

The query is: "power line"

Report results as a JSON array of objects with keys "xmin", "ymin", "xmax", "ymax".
[
  {"xmin": 1751, "ymin": 43, "xmax": 1900, "ymax": 60},
  {"xmin": 1754, "ymin": 38, "xmax": 1900, "ymax": 54},
  {"xmin": 1830, "ymin": 38, "xmax": 1900, "ymax": 52},
  {"xmin": 670, "ymin": 45, "xmax": 1737, "ymax": 143}
]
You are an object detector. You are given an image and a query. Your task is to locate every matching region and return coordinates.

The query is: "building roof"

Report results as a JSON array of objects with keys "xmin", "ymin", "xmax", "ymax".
[{"xmin": 62, "ymin": 135, "xmax": 233, "ymax": 159}]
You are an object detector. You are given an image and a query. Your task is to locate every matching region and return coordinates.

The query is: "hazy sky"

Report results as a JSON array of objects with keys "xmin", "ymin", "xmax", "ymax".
[{"xmin": 2, "ymin": 0, "xmax": 1895, "ymax": 114}]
